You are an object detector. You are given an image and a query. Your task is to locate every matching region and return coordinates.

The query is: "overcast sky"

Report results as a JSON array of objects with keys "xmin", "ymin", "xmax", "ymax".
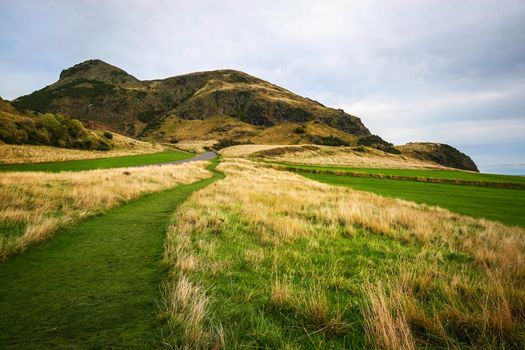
[{"xmin": 1, "ymin": 0, "xmax": 524, "ymax": 173}]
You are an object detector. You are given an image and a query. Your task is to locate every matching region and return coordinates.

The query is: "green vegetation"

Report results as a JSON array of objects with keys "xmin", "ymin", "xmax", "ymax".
[
  {"xmin": 160, "ymin": 160, "xmax": 525, "ymax": 349},
  {"xmin": 0, "ymin": 111, "xmax": 110, "ymax": 150},
  {"xmin": 0, "ymin": 150, "xmax": 192, "ymax": 172},
  {"xmin": 309, "ymin": 134, "xmax": 350, "ymax": 146},
  {"xmin": 13, "ymin": 79, "xmax": 115, "ymax": 112},
  {"xmin": 301, "ymin": 172, "xmax": 525, "ymax": 227},
  {"xmin": 271, "ymin": 162, "xmax": 525, "ymax": 187},
  {"xmin": 0, "ymin": 162, "xmax": 222, "ymax": 349},
  {"xmin": 358, "ymin": 134, "xmax": 400, "ymax": 154}
]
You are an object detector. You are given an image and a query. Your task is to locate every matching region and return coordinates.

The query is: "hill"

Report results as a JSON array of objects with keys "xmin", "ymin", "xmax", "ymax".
[
  {"xmin": 11, "ymin": 59, "xmax": 479, "ymax": 171},
  {"xmin": 12, "ymin": 59, "xmax": 392, "ymax": 149},
  {"xmin": 396, "ymin": 142, "xmax": 479, "ymax": 171}
]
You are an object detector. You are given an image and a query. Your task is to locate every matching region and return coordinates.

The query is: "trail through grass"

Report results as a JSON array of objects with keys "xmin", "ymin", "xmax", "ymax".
[
  {"xmin": 0, "ymin": 149, "xmax": 192, "ymax": 172},
  {"xmin": 0, "ymin": 162, "xmax": 222, "ymax": 349},
  {"xmin": 302, "ymin": 172, "xmax": 525, "ymax": 227}
]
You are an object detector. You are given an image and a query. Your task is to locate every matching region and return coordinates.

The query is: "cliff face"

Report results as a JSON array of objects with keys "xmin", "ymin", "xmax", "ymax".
[
  {"xmin": 397, "ymin": 142, "xmax": 479, "ymax": 172},
  {"xmin": 12, "ymin": 60, "xmax": 374, "ymax": 146}
]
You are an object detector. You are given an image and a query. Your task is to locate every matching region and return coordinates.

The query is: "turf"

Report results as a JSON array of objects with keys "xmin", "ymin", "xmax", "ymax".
[
  {"xmin": 269, "ymin": 162, "xmax": 525, "ymax": 184},
  {"xmin": 0, "ymin": 150, "xmax": 193, "ymax": 172},
  {"xmin": 301, "ymin": 172, "xmax": 525, "ymax": 227},
  {"xmin": 0, "ymin": 162, "xmax": 223, "ymax": 349},
  {"xmin": 177, "ymin": 215, "xmax": 419, "ymax": 349}
]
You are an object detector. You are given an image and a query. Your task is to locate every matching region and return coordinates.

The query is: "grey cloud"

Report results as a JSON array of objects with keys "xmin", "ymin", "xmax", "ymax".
[{"xmin": 0, "ymin": 0, "xmax": 523, "ymax": 173}]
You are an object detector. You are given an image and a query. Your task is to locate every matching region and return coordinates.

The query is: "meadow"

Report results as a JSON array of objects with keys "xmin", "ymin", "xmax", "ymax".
[
  {"xmin": 1, "ymin": 145, "xmax": 523, "ymax": 349},
  {"xmin": 0, "ymin": 133, "xmax": 164, "ymax": 164},
  {"xmin": 0, "ymin": 149, "xmax": 192, "ymax": 172},
  {"xmin": 221, "ymin": 144, "xmax": 449, "ymax": 169},
  {"xmin": 269, "ymin": 162, "xmax": 525, "ymax": 185},
  {"xmin": 301, "ymin": 172, "xmax": 525, "ymax": 227},
  {"xmin": 0, "ymin": 161, "xmax": 210, "ymax": 260},
  {"xmin": 159, "ymin": 159, "xmax": 525, "ymax": 349},
  {"xmin": 0, "ymin": 161, "xmax": 223, "ymax": 349}
]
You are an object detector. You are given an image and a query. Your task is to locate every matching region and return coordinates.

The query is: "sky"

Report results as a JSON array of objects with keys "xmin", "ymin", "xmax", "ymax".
[{"xmin": 1, "ymin": 0, "xmax": 524, "ymax": 174}]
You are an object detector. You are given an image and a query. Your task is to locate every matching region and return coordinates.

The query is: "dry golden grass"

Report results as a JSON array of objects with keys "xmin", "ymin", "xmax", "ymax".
[
  {"xmin": 222, "ymin": 144, "xmax": 449, "ymax": 169},
  {"xmin": 0, "ymin": 134, "xmax": 163, "ymax": 164},
  {"xmin": 0, "ymin": 161, "xmax": 211, "ymax": 260},
  {"xmin": 219, "ymin": 144, "xmax": 286, "ymax": 157},
  {"xmin": 162, "ymin": 159, "xmax": 525, "ymax": 348},
  {"xmin": 172, "ymin": 140, "xmax": 218, "ymax": 154}
]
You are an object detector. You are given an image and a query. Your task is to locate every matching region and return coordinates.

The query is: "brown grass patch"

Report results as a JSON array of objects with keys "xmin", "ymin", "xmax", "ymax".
[
  {"xmin": 0, "ymin": 161, "xmax": 211, "ymax": 260},
  {"xmin": 0, "ymin": 134, "xmax": 163, "ymax": 164}
]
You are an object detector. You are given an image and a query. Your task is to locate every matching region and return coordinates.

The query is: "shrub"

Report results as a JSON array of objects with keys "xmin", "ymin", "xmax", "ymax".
[
  {"xmin": 308, "ymin": 135, "xmax": 349, "ymax": 146},
  {"xmin": 294, "ymin": 126, "xmax": 306, "ymax": 134},
  {"xmin": 103, "ymin": 131, "xmax": 113, "ymax": 139},
  {"xmin": 0, "ymin": 112, "xmax": 112, "ymax": 151}
]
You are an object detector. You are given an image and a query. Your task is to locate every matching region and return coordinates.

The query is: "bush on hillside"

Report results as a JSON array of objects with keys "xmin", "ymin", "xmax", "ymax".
[
  {"xmin": 0, "ymin": 112, "xmax": 111, "ymax": 151},
  {"xmin": 308, "ymin": 135, "xmax": 349, "ymax": 146}
]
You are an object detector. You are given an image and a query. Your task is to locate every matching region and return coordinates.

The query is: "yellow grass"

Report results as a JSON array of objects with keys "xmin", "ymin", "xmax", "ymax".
[
  {"xmin": 220, "ymin": 144, "xmax": 286, "ymax": 157},
  {"xmin": 221, "ymin": 144, "xmax": 449, "ymax": 169},
  {"xmin": 0, "ymin": 161, "xmax": 211, "ymax": 260},
  {"xmin": 0, "ymin": 133, "xmax": 163, "ymax": 164},
  {"xmin": 172, "ymin": 140, "xmax": 218, "ymax": 153},
  {"xmin": 163, "ymin": 159, "xmax": 525, "ymax": 347}
]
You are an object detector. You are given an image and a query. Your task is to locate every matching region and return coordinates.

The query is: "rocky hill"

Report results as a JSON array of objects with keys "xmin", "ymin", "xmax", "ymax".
[
  {"xmin": 12, "ymin": 59, "xmax": 390, "ymax": 148},
  {"xmin": 396, "ymin": 142, "xmax": 479, "ymax": 171},
  {"xmin": 10, "ymin": 59, "xmax": 479, "ymax": 171}
]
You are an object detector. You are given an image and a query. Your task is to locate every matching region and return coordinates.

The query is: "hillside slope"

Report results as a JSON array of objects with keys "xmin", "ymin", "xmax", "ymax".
[
  {"xmin": 12, "ymin": 59, "xmax": 382, "ymax": 147},
  {"xmin": 397, "ymin": 142, "xmax": 479, "ymax": 172},
  {"xmin": 1, "ymin": 96, "xmax": 112, "ymax": 150}
]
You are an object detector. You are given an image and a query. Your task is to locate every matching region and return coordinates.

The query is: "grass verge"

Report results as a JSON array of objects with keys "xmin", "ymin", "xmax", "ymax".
[
  {"xmin": 0, "ymin": 162, "xmax": 222, "ymax": 349},
  {"xmin": 0, "ymin": 149, "xmax": 192, "ymax": 172}
]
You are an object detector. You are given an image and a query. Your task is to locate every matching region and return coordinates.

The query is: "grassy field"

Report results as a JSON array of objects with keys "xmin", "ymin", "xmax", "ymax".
[
  {"xmin": 299, "ymin": 172, "xmax": 525, "ymax": 227},
  {"xmin": 221, "ymin": 144, "xmax": 446, "ymax": 169},
  {"xmin": 0, "ymin": 149, "xmax": 192, "ymax": 172},
  {"xmin": 0, "ymin": 134, "xmax": 164, "ymax": 165},
  {"xmin": 273, "ymin": 162, "xmax": 525, "ymax": 184},
  {"xmin": 159, "ymin": 159, "xmax": 525, "ymax": 349},
  {"xmin": 0, "ymin": 162, "xmax": 222, "ymax": 349},
  {"xmin": 0, "ymin": 161, "xmax": 210, "ymax": 260}
]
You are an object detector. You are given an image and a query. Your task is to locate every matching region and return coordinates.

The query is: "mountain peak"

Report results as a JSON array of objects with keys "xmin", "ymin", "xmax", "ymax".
[{"xmin": 59, "ymin": 59, "xmax": 139, "ymax": 84}]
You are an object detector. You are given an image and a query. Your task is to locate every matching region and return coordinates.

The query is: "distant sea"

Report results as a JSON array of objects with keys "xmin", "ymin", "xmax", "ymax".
[{"xmin": 478, "ymin": 164, "xmax": 525, "ymax": 176}]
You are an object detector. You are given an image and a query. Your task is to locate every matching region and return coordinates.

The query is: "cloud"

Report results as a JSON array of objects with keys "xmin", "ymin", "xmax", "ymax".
[{"xmin": 0, "ymin": 0, "xmax": 524, "ymax": 173}]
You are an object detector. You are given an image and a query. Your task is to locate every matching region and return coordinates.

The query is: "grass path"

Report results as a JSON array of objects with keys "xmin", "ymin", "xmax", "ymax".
[
  {"xmin": 0, "ymin": 149, "xmax": 192, "ymax": 172},
  {"xmin": 0, "ymin": 162, "xmax": 223, "ymax": 349}
]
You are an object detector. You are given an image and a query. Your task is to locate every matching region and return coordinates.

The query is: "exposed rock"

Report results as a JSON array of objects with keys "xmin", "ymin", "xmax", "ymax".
[{"xmin": 396, "ymin": 142, "xmax": 479, "ymax": 172}]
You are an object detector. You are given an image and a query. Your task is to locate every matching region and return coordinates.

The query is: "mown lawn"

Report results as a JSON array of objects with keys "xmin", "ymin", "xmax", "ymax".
[
  {"xmin": 301, "ymin": 172, "xmax": 525, "ymax": 227},
  {"xmin": 0, "ymin": 149, "xmax": 192, "ymax": 172},
  {"xmin": 270, "ymin": 162, "xmax": 525, "ymax": 184},
  {"xmin": 0, "ymin": 162, "xmax": 222, "ymax": 349}
]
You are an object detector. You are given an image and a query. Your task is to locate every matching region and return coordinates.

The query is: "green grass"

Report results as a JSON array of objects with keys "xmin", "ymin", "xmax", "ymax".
[
  {"xmin": 0, "ymin": 162, "xmax": 222, "ymax": 349},
  {"xmin": 301, "ymin": 172, "xmax": 525, "ymax": 227},
  {"xmin": 0, "ymin": 150, "xmax": 193, "ymax": 172},
  {"xmin": 269, "ymin": 162, "xmax": 525, "ymax": 185},
  {"xmin": 176, "ymin": 217, "xmax": 418, "ymax": 349}
]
